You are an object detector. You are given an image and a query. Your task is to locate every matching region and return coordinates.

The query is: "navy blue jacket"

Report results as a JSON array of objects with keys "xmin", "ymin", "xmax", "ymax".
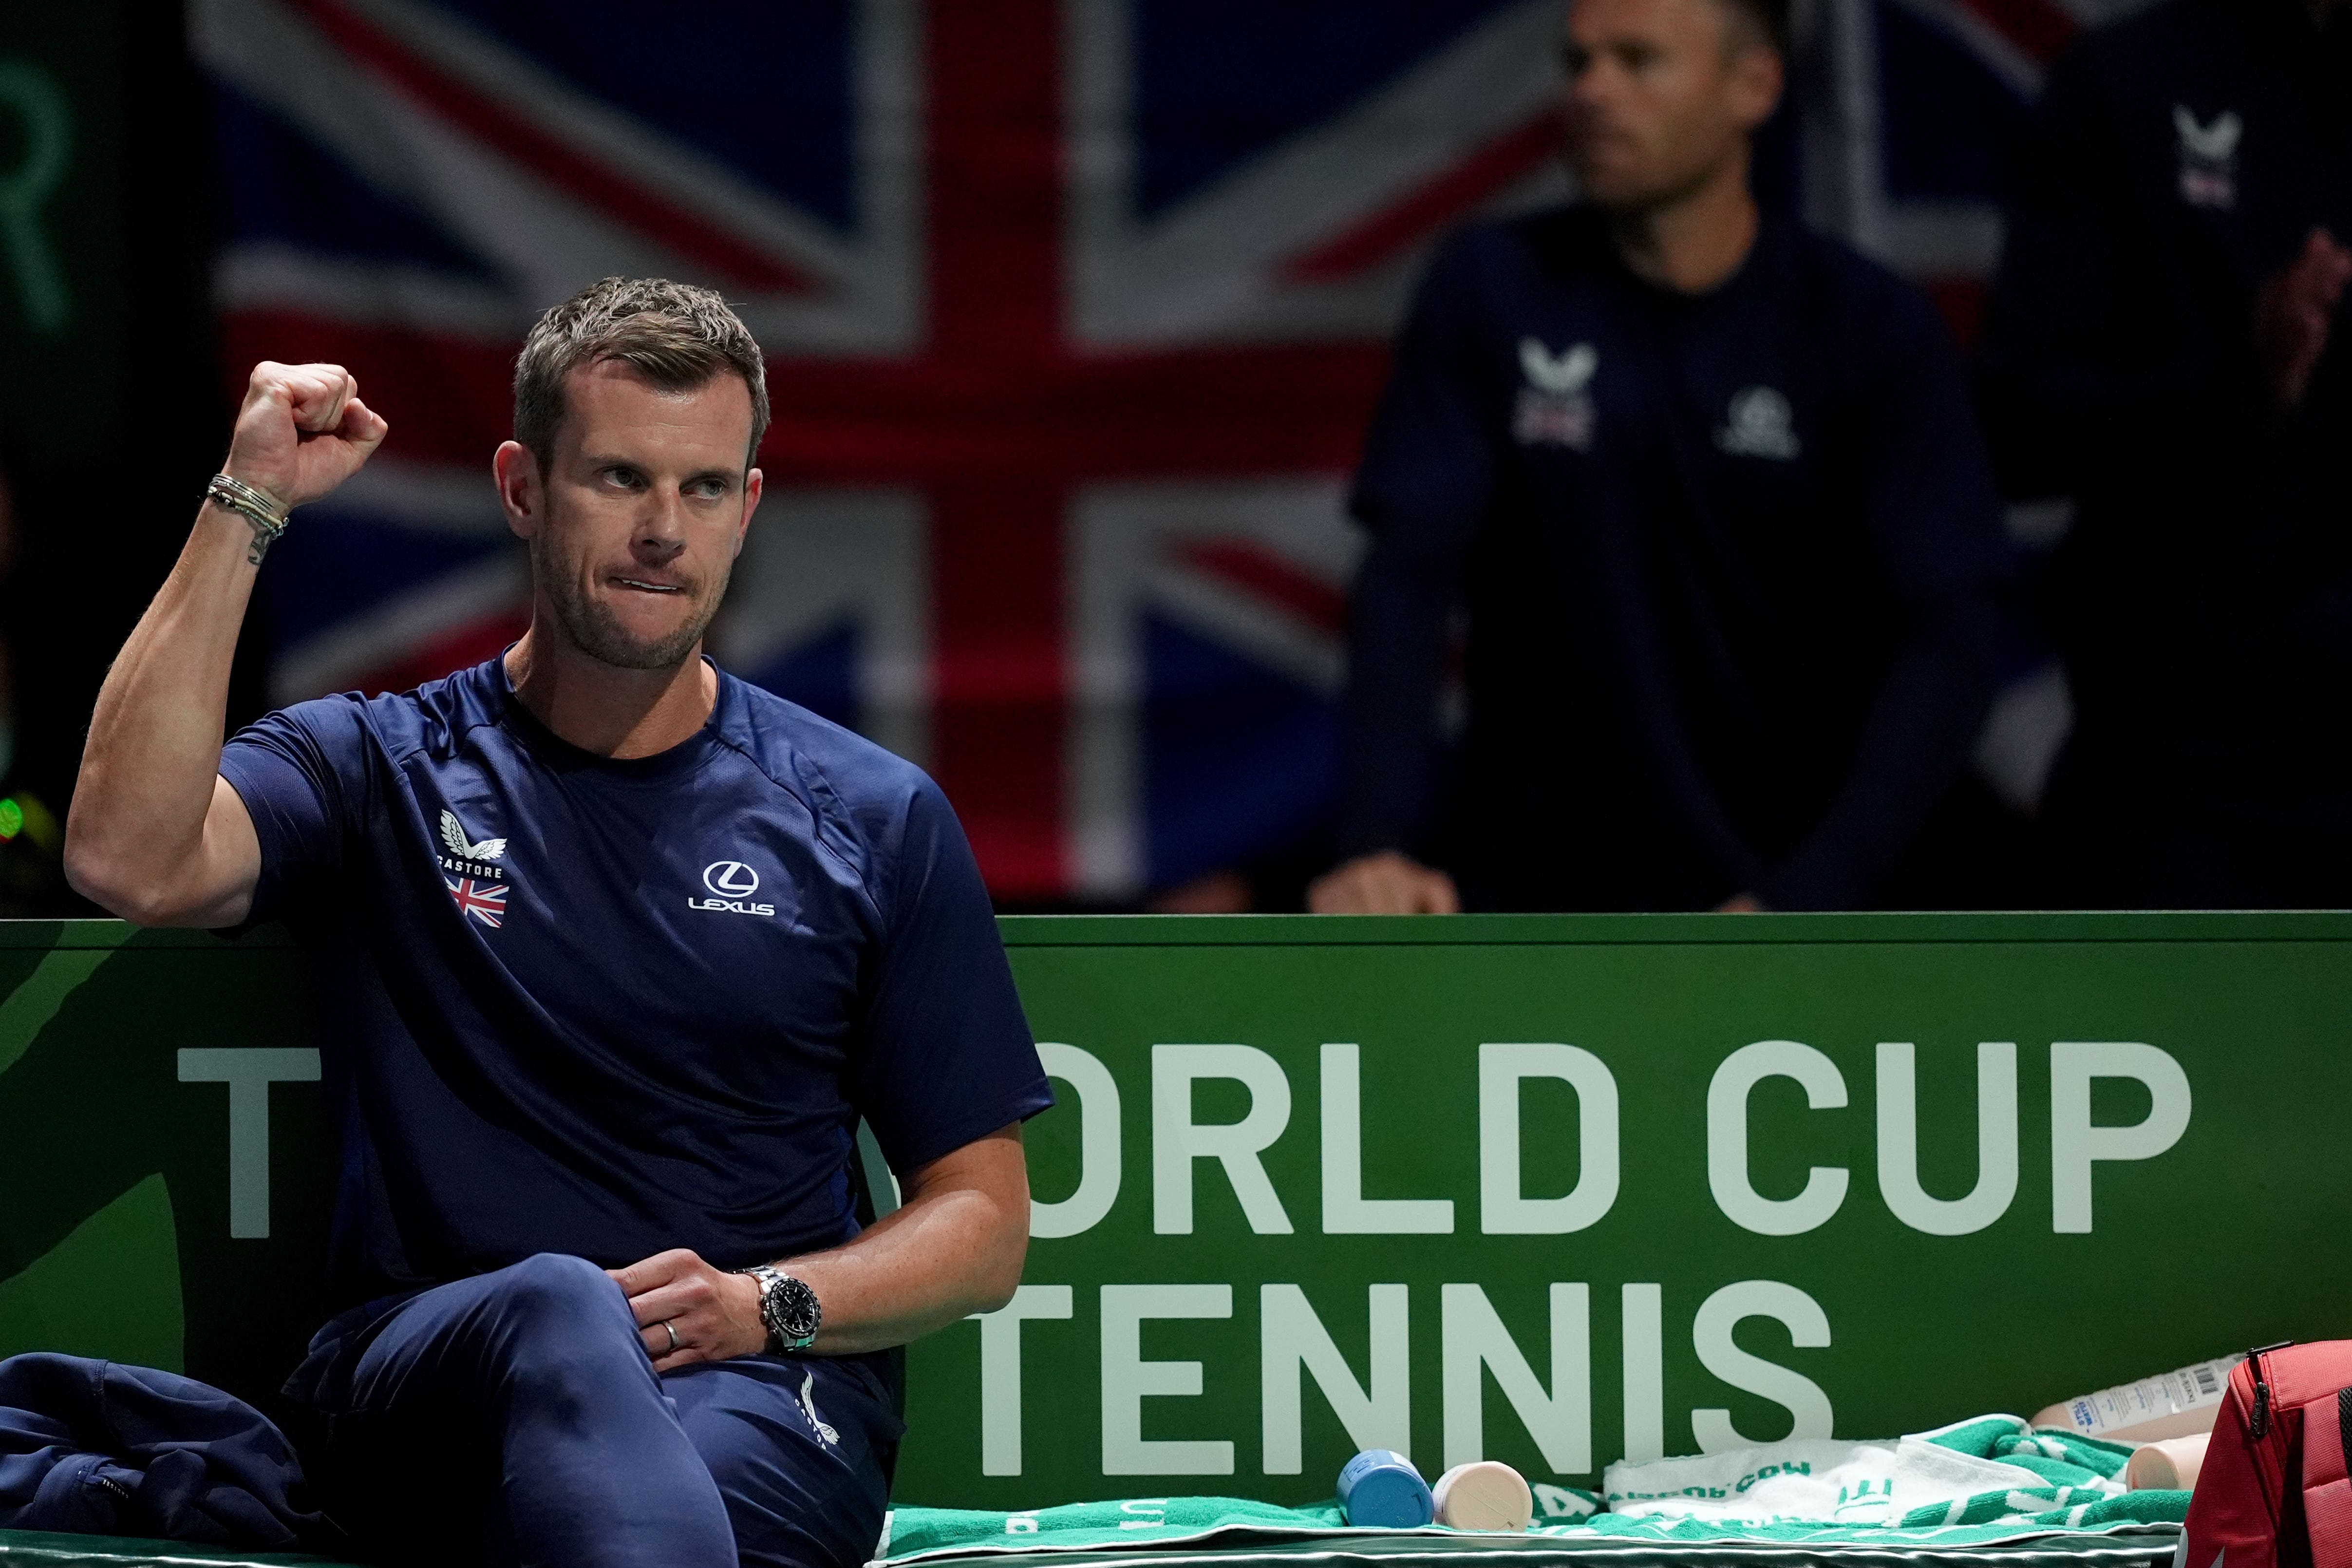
[
  {"xmin": 1980, "ymin": 0, "xmax": 2352, "ymax": 789},
  {"xmin": 0, "ymin": 1354, "xmax": 321, "ymax": 1549},
  {"xmin": 1341, "ymin": 208, "xmax": 2010, "ymax": 910}
]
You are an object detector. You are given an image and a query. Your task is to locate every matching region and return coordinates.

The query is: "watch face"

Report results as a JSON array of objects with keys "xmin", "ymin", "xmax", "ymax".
[
  {"xmin": 764, "ymin": 1274, "xmax": 821, "ymax": 1344},
  {"xmin": 779, "ymin": 1276, "xmax": 821, "ymax": 1340}
]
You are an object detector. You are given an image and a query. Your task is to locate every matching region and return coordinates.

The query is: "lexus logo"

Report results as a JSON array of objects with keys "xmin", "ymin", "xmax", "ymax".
[{"xmin": 702, "ymin": 861, "xmax": 759, "ymax": 898}]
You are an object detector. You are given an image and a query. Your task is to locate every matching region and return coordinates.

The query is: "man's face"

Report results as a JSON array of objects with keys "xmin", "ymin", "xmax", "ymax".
[
  {"xmin": 503, "ymin": 360, "xmax": 762, "ymax": 672},
  {"xmin": 1558, "ymin": 0, "xmax": 1781, "ymax": 211}
]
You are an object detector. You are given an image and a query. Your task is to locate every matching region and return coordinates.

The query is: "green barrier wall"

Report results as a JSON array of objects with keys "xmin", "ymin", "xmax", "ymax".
[{"xmin": 0, "ymin": 915, "xmax": 2346, "ymax": 1513}]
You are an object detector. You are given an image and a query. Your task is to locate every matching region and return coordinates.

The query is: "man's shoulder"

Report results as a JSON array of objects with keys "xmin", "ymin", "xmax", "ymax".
[
  {"xmin": 714, "ymin": 674, "xmax": 940, "ymax": 826},
  {"xmin": 238, "ymin": 660, "xmax": 500, "ymax": 765},
  {"xmin": 1423, "ymin": 204, "xmax": 1615, "ymax": 298},
  {"xmin": 1775, "ymin": 223, "xmax": 1952, "ymax": 355},
  {"xmin": 2079, "ymin": 0, "xmax": 2229, "ymax": 67},
  {"xmin": 1778, "ymin": 222, "xmax": 1921, "ymax": 303},
  {"xmin": 2050, "ymin": 0, "xmax": 2243, "ymax": 106},
  {"xmin": 713, "ymin": 676, "xmax": 960, "ymax": 915}
]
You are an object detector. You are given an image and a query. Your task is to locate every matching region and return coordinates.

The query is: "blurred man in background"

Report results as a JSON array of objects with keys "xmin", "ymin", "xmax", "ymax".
[
  {"xmin": 1312, "ymin": 0, "xmax": 2010, "ymax": 914},
  {"xmin": 1980, "ymin": 0, "xmax": 2351, "ymax": 907}
]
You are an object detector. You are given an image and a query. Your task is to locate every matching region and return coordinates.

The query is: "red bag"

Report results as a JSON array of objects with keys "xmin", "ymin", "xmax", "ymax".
[{"xmin": 2184, "ymin": 1343, "xmax": 2352, "ymax": 1568}]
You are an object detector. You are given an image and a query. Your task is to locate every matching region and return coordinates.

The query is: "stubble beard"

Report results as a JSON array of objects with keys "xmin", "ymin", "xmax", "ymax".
[{"xmin": 532, "ymin": 532, "xmax": 732, "ymax": 672}]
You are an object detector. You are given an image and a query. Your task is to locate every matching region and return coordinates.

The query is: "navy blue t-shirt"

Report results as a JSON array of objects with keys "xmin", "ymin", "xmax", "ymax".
[
  {"xmin": 1339, "ymin": 208, "xmax": 2010, "ymax": 910},
  {"xmin": 218, "ymin": 657, "xmax": 1051, "ymax": 1311},
  {"xmin": 1981, "ymin": 0, "xmax": 2352, "ymax": 786}
]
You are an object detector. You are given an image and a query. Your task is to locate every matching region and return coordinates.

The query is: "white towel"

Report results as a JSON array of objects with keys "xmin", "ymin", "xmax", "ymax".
[{"xmin": 1605, "ymin": 1435, "xmax": 2049, "ymax": 1526}]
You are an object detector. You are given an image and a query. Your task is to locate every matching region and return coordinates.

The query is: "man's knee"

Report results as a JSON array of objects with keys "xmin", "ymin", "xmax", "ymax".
[
  {"xmin": 475, "ymin": 1254, "xmax": 645, "ymax": 1404},
  {"xmin": 490, "ymin": 1252, "xmax": 625, "ymax": 1322}
]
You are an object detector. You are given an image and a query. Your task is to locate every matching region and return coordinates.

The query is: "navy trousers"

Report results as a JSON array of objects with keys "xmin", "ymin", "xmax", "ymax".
[{"xmin": 303, "ymin": 1254, "xmax": 898, "ymax": 1568}]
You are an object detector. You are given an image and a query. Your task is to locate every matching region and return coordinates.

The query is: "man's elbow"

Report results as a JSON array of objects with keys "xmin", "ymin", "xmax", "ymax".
[
  {"xmin": 67, "ymin": 870, "xmax": 177, "ymax": 928},
  {"xmin": 968, "ymin": 1209, "xmax": 1031, "ymax": 1316},
  {"xmin": 61, "ymin": 825, "xmax": 144, "ymax": 922},
  {"xmin": 63, "ymin": 827, "xmax": 204, "ymax": 928},
  {"xmin": 968, "ymin": 1271, "xmax": 1023, "ymax": 1319}
]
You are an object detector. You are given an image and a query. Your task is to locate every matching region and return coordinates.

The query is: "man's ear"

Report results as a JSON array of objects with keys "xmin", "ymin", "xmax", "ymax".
[
  {"xmin": 734, "ymin": 467, "xmax": 764, "ymax": 559},
  {"xmin": 493, "ymin": 441, "xmax": 542, "ymax": 540},
  {"xmin": 1728, "ymin": 43, "xmax": 1784, "ymax": 131}
]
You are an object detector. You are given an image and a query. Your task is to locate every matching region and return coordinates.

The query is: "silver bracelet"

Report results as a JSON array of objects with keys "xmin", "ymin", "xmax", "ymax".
[{"xmin": 206, "ymin": 473, "xmax": 290, "ymax": 565}]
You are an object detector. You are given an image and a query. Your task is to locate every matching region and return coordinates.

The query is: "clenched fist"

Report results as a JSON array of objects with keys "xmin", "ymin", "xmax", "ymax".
[{"xmin": 224, "ymin": 361, "xmax": 389, "ymax": 512}]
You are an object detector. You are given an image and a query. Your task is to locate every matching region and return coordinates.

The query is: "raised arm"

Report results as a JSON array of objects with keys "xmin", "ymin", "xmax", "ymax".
[{"xmin": 65, "ymin": 363, "xmax": 386, "ymax": 927}]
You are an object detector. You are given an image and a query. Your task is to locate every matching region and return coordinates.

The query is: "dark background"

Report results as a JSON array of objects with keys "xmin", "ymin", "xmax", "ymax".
[{"xmin": 0, "ymin": 1, "xmax": 268, "ymax": 914}]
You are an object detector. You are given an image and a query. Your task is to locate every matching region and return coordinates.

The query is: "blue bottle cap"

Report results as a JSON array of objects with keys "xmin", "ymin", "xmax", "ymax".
[{"xmin": 1337, "ymin": 1449, "xmax": 1433, "ymax": 1529}]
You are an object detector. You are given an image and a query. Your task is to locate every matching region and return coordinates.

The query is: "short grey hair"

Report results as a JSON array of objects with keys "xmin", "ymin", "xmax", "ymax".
[{"xmin": 512, "ymin": 277, "xmax": 770, "ymax": 469}]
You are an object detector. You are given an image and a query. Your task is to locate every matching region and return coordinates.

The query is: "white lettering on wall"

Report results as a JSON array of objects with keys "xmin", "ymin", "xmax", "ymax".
[
  {"xmin": 1033, "ymin": 1043, "xmax": 1121, "ymax": 1239},
  {"xmin": 1320, "ymin": 1044, "xmax": 1453, "ymax": 1233},
  {"xmin": 1876, "ymin": 1042, "xmax": 2018, "ymax": 1235},
  {"xmin": 2050, "ymin": 1041, "xmax": 2191, "ymax": 1233},
  {"xmin": 1620, "ymin": 1282, "xmax": 1664, "ymax": 1464},
  {"xmin": 974, "ymin": 1285, "xmax": 1074, "ymax": 1475},
  {"xmin": 1152, "ymin": 1046, "xmax": 1294, "ymax": 1235},
  {"xmin": 1690, "ymin": 1280, "xmax": 1834, "ymax": 1452},
  {"xmin": 1707, "ymin": 1040, "xmax": 1849, "ymax": 1235},
  {"xmin": 1440, "ymin": 1282, "xmax": 1591, "ymax": 1474},
  {"xmin": 1478, "ymin": 1043, "xmax": 1619, "ymax": 1234},
  {"xmin": 176, "ymin": 1047, "xmax": 322, "ymax": 1239},
  {"xmin": 1259, "ymin": 1283, "xmax": 1410, "ymax": 1473},
  {"xmin": 1100, "ymin": 1284, "xmax": 1235, "ymax": 1475}
]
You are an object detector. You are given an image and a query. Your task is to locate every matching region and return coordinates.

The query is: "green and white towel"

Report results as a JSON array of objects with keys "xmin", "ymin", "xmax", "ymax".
[
  {"xmin": 1603, "ymin": 1414, "xmax": 2135, "ymax": 1528},
  {"xmin": 877, "ymin": 1415, "xmax": 2184, "ymax": 1563}
]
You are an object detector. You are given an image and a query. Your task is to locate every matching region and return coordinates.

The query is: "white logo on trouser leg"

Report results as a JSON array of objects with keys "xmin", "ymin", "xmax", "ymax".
[{"xmin": 798, "ymin": 1371, "xmax": 839, "ymax": 1447}]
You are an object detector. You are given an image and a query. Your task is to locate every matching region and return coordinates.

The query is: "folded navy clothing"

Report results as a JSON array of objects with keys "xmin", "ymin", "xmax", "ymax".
[{"xmin": 0, "ymin": 1353, "xmax": 323, "ymax": 1549}]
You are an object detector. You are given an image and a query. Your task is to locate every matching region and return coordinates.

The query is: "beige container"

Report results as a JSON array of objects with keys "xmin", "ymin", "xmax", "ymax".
[
  {"xmin": 1433, "ymin": 1461, "xmax": 1534, "ymax": 1532},
  {"xmin": 2126, "ymin": 1434, "xmax": 2211, "ymax": 1492},
  {"xmin": 2031, "ymin": 1355, "xmax": 2241, "ymax": 1443}
]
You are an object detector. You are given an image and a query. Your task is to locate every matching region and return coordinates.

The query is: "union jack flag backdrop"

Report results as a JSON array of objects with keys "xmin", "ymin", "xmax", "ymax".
[{"xmin": 196, "ymin": 0, "xmax": 2128, "ymax": 905}]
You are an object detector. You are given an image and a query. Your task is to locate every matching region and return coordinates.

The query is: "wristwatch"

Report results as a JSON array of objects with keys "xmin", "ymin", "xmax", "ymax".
[{"xmin": 736, "ymin": 1264, "xmax": 821, "ymax": 1352}]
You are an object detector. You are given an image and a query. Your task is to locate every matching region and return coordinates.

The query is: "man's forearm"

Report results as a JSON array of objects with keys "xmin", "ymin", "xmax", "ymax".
[
  {"xmin": 1334, "ymin": 522, "xmax": 1459, "ymax": 859},
  {"xmin": 782, "ymin": 1171, "xmax": 1028, "ymax": 1355},
  {"xmin": 65, "ymin": 502, "xmax": 260, "ymax": 919},
  {"xmin": 772, "ymin": 1126, "xmax": 1030, "ymax": 1356},
  {"xmin": 611, "ymin": 1130, "xmax": 1031, "ymax": 1368}
]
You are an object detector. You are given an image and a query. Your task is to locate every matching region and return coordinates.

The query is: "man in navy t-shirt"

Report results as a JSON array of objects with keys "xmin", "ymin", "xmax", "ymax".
[
  {"xmin": 1309, "ymin": 0, "xmax": 2009, "ymax": 914},
  {"xmin": 64, "ymin": 279, "xmax": 1052, "ymax": 1567},
  {"xmin": 1980, "ymin": 0, "xmax": 2352, "ymax": 905}
]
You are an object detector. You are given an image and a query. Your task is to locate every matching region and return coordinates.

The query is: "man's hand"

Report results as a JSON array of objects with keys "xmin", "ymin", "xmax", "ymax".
[
  {"xmin": 2254, "ymin": 228, "xmax": 2352, "ymax": 411},
  {"xmin": 609, "ymin": 1126, "xmax": 1030, "ymax": 1365},
  {"xmin": 1307, "ymin": 850, "xmax": 1462, "ymax": 914},
  {"xmin": 608, "ymin": 1249, "xmax": 770, "ymax": 1373},
  {"xmin": 225, "ymin": 361, "xmax": 389, "ymax": 511}
]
